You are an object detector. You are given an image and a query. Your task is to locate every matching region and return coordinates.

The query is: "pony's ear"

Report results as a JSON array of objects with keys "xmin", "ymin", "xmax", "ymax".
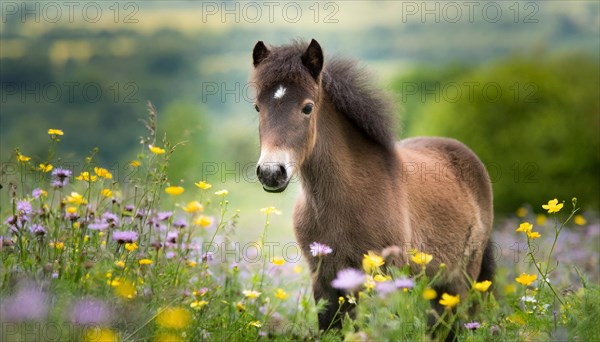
[
  {"xmin": 301, "ymin": 39, "xmax": 323, "ymax": 80},
  {"xmin": 253, "ymin": 41, "xmax": 270, "ymax": 67}
]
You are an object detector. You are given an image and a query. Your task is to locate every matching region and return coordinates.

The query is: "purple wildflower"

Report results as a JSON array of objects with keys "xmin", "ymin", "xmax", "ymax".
[
  {"xmin": 166, "ymin": 231, "xmax": 178, "ymax": 244},
  {"xmin": 395, "ymin": 277, "xmax": 415, "ymax": 290},
  {"xmin": 30, "ymin": 224, "xmax": 47, "ymax": 237},
  {"xmin": 310, "ymin": 242, "xmax": 333, "ymax": 257},
  {"xmin": 157, "ymin": 211, "xmax": 172, "ymax": 221},
  {"xmin": 0, "ymin": 285, "xmax": 48, "ymax": 322},
  {"xmin": 16, "ymin": 201, "xmax": 33, "ymax": 216},
  {"xmin": 102, "ymin": 212, "xmax": 119, "ymax": 227},
  {"xmin": 464, "ymin": 321, "xmax": 480, "ymax": 330},
  {"xmin": 165, "ymin": 251, "xmax": 176, "ymax": 259},
  {"xmin": 88, "ymin": 220, "xmax": 109, "ymax": 231},
  {"xmin": 173, "ymin": 218, "xmax": 188, "ymax": 229},
  {"xmin": 69, "ymin": 298, "xmax": 110, "ymax": 325},
  {"xmin": 202, "ymin": 252, "xmax": 214, "ymax": 262},
  {"xmin": 124, "ymin": 204, "xmax": 134, "ymax": 213},
  {"xmin": 51, "ymin": 168, "xmax": 71, "ymax": 188},
  {"xmin": 135, "ymin": 209, "xmax": 147, "ymax": 219},
  {"xmin": 32, "ymin": 188, "xmax": 43, "ymax": 199},
  {"xmin": 375, "ymin": 281, "xmax": 397, "ymax": 295},
  {"xmin": 112, "ymin": 231, "xmax": 138, "ymax": 244},
  {"xmin": 331, "ymin": 268, "xmax": 366, "ymax": 291}
]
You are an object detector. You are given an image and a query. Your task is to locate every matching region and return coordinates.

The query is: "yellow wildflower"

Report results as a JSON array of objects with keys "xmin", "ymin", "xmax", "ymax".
[
  {"xmin": 515, "ymin": 273, "xmax": 537, "ymax": 286},
  {"xmin": 439, "ymin": 293, "xmax": 460, "ymax": 309},
  {"xmin": 139, "ymin": 259, "xmax": 153, "ymax": 265},
  {"xmin": 504, "ymin": 283, "xmax": 517, "ymax": 294},
  {"xmin": 165, "ymin": 186, "xmax": 184, "ymax": 195},
  {"xmin": 193, "ymin": 215, "xmax": 212, "ymax": 228},
  {"xmin": 362, "ymin": 251, "xmax": 385, "ymax": 273},
  {"xmin": 260, "ymin": 206, "xmax": 282, "ymax": 215},
  {"xmin": 422, "ymin": 288, "xmax": 437, "ymax": 300},
  {"xmin": 115, "ymin": 261, "xmax": 125, "ymax": 268},
  {"xmin": 83, "ymin": 327, "xmax": 116, "ymax": 342},
  {"xmin": 516, "ymin": 222, "xmax": 533, "ymax": 234},
  {"xmin": 271, "ymin": 257, "xmax": 286, "ymax": 266},
  {"xmin": 194, "ymin": 181, "xmax": 212, "ymax": 190},
  {"xmin": 574, "ymin": 215, "xmax": 587, "ymax": 226},
  {"xmin": 154, "ymin": 333, "xmax": 182, "ymax": 342},
  {"xmin": 156, "ymin": 307, "xmax": 191, "ymax": 329},
  {"xmin": 101, "ymin": 188, "xmax": 113, "ymax": 198},
  {"xmin": 293, "ymin": 265, "xmax": 302, "ymax": 274},
  {"xmin": 130, "ymin": 160, "xmax": 141, "ymax": 167},
  {"xmin": 338, "ymin": 296, "xmax": 345, "ymax": 304},
  {"xmin": 374, "ymin": 274, "xmax": 392, "ymax": 282},
  {"xmin": 53, "ymin": 241, "xmax": 65, "ymax": 250},
  {"xmin": 39, "ymin": 163, "xmax": 53, "ymax": 173},
  {"xmin": 190, "ymin": 300, "xmax": 208, "ymax": 310},
  {"xmin": 516, "ymin": 207, "xmax": 528, "ymax": 218},
  {"xmin": 248, "ymin": 321, "xmax": 262, "ymax": 328},
  {"xmin": 94, "ymin": 167, "xmax": 112, "ymax": 179},
  {"xmin": 236, "ymin": 302, "xmax": 246, "ymax": 311},
  {"xmin": 125, "ymin": 242, "xmax": 138, "ymax": 252},
  {"xmin": 473, "ymin": 280, "xmax": 492, "ymax": 292},
  {"xmin": 149, "ymin": 145, "xmax": 166, "ymax": 155},
  {"xmin": 66, "ymin": 192, "xmax": 86, "ymax": 205},
  {"xmin": 242, "ymin": 290, "xmax": 261, "ymax": 299},
  {"xmin": 114, "ymin": 279, "xmax": 136, "ymax": 299},
  {"xmin": 76, "ymin": 172, "xmax": 97, "ymax": 182},
  {"xmin": 411, "ymin": 251, "xmax": 433, "ymax": 266},
  {"xmin": 16, "ymin": 152, "xmax": 30, "ymax": 163},
  {"xmin": 275, "ymin": 288, "xmax": 288, "ymax": 300},
  {"xmin": 214, "ymin": 189, "xmax": 228, "ymax": 196},
  {"xmin": 364, "ymin": 276, "xmax": 376, "ymax": 290},
  {"xmin": 527, "ymin": 231, "xmax": 541, "ymax": 239},
  {"xmin": 183, "ymin": 201, "xmax": 203, "ymax": 213},
  {"xmin": 186, "ymin": 260, "xmax": 197, "ymax": 267},
  {"xmin": 536, "ymin": 214, "xmax": 547, "ymax": 226},
  {"xmin": 542, "ymin": 198, "xmax": 563, "ymax": 214},
  {"xmin": 66, "ymin": 206, "xmax": 78, "ymax": 214},
  {"xmin": 47, "ymin": 129, "xmax": 64, "ymax": 136}
]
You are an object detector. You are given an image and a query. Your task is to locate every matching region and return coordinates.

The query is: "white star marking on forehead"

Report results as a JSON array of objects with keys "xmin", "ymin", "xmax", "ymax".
[{"xmin": 273, "ymin": 85, "xmax": 286, "ymax": 99}]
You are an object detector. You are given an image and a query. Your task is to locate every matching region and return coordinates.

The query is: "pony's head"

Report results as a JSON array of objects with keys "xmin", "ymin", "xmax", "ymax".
[{"xmin": 251, "ymin": 39, "xmax": 324, "ymax": 193}]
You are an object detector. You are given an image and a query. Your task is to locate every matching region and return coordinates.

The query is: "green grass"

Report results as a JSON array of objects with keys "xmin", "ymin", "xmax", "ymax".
[{"xmin": 1, "ymin": 108, "xmax": 599, "ymax": 341}]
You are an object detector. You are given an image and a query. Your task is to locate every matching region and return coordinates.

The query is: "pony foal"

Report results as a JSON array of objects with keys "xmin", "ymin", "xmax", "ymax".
[{"xmin": 251, "ymin": 39, "xmax": 495, "ymax": 331}]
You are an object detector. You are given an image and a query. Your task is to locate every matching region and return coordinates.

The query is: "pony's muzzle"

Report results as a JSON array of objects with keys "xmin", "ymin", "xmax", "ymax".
[{"xmin": 256, "ymin": 162, "xmax": 289, "ymax": 193}]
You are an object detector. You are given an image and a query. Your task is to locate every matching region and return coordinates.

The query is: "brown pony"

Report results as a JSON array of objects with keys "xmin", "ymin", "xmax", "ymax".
[{"xmin": 251, "ymin": 39, "xmax": 495, "ymax": 332}]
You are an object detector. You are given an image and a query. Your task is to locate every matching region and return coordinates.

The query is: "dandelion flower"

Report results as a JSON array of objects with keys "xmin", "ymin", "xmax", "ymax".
[
  {"xmin": 214, "ymin": 189, "xmax": 228, "ymax": 196},
  {"xmin": 574, "ymin": 215, "xmax": 587, "ymax": 226},
  {"xmin": 411, "ymin": 251, "xmax": 433, "ymax": 265},
  {"xmin": 439, "ymin": 293, "xmax": 460, "ymax": 309},
  {"xmin": 39, "ymin": 163, "xmax": 53, "ymax": 173},
  {"xmin": 156, "ymin": 307, "xmax": 191, "ymax": 329},
  {"xmin": 515, "ymin": 273, "xmax": 537, "ymax": 286},
  {"xmin": 542, "ymin": 198, "xmax": 563, "ymax": 214},
  {"xmin": 183, "ymin": 201, "xmax": 203, "ymax": 213},
  {"xmin": 473, "ymin": 280, "xmax": 492, "ymax": 292},
  {"xmin": 260, "ymin": 206, "xmax": 281, "ymax": 215},
  {"xmin": 194, "ymin": 181, "xmax": 212, "ymax": 190},
  {"xmin": 271, "ymin": 257, "xmax": 286, "ymax": 266},
  {"xmin": 331, "ymin": 268, "xmax": 366, "ymax": 291},
  {"xmin": 526, "ymin": 231, "xmax": 541, "ymax": 239},
  {"xmin": 149, "ymin": 145, "xmax": 166, "ymax": 155},
  {"xmin": 422, "ymin": 288, "xmax": 437, "ymax": 300},
  {"xmin": 516, "ymin": 222, "xmax": 533, "ymax": 234},
  {"xmin": 309, "ymin": 242, "xmax": 333, "ymax": 257},
  {"xmin": 165, "ymin": 186, "xmax": 184, "ymax": 195},
  {"xmin": 242, "ymin": 290, "xmax": 261, "ymax": 299},
  {"xmin": 362, "ymin": 251, "xmax": 385, "ymax": 273},
  {"xmin": 274, "ymin": 288, "xmax": 288, "ymax": 300},
  {"xmin": 47, "ymin": 129, "xmax": 64, "ymax": 136}
]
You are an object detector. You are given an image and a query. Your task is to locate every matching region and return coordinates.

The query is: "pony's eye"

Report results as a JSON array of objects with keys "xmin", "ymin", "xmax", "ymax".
[
  {"xmin": 302, "ymin": 103, "xmax": 314, "ymax": 115},
  {"xmin": 254, "ymin": 104, "xmax": 260, "ymax": 112}
]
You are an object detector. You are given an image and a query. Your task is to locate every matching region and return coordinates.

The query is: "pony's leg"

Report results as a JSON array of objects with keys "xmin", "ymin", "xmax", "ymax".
[{"xmin": 313, "ymin": 279, "xmax": 347, "ymax": 331}]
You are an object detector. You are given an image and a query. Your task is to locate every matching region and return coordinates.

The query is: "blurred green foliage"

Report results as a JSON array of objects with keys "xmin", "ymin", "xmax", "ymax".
[{"xmin": 395, "ymin": 53, "xmax": 599, "ymax": 213}]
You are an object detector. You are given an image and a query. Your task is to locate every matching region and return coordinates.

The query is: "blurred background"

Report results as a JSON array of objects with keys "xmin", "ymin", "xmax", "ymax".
[{"xmin": 1, "ymin": 1, "xmax": 599, "ymax": 241}]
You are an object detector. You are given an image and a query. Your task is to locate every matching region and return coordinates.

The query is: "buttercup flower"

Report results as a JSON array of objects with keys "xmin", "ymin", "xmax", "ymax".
[
  {"xmin": 194, "ymin": 215, "xmax": 212, "ymax": 227},
  {"xmin": 66, "ymin": 192, "xmax": 86, "ymax": 205},
  {"xmin": 242, "ymin": 290, "xmax": 261, "ymax": 299},
  {"xmin": 149, "ymin": 145, "xmax": 165, "ymax": 155},
  {"xmin": 130, "ymin": 160, "xmax": 141, "ymax": 167},
  {"xmin": 473, "ymin": 280, "xmax": 492, "ymax": 292},
  {"xmin": 362, "ymin": 251, "xmax": 385, "ymax": 273},
  {"xmin": 183, "ymin": 201, "xmax": 203, "ymax": 213},
  {"xmin": 39, "ymin": 163, "xmax": 53, "ymax": 173},
  {"xmin": 47, "ymin": 129, "xmax": 64, "ymax": 136},
  {"xmin": 515, "ymin": 273, "xmax": 537, "ymax": 286},
  {"xmin": 214, "ymin": 189, "xmax": 228, "ymax": 196},
  {"xmin": 156, "ymin": 307, "xmax": 191, "ymax": 329},
  {"xmin": 16, "ymin": 152, "xmax": 30, "ymax": 163},
  {"xmin": 94, "ymin": 167, "xmax": 112, "ymax": 179},
  {"xmin": 574, "ymin": 215, "xmax": 587, "ymax": 226},
  {"xmin": 194, "ymin": 181, "xmax": 212, "ymax": 190},
  {"xmin": 411, "ymin": 251, "xmax": 433, "ymax": 265},
  {"xmin": 260, "ymin": 206, "xmax": 281, "ymax": 215},
  {"xmin": 439, "ymin": 293, "xmax": 460, "ymax": 308},
  {"xmin": 516, "ymin": 222, "xmax": 533, "ymax": 234},
  {"xmin": 101, "ymin": 189, "xmax": 113, "ymax": 198},
  {"xmin": 165, "ymin": 186, "xmax": 184, "ymax": 195},
  {"xmin": 422, "ymin": 288, "xmax": 437, "ymax": 300},
  {"xmin": 76, "ymin": 172, "xmax": 97, "ymax": 182},
  {"xmin": 542, "ymin": 199, "xmax": 563, "ymax": 214},
  {"xmin": 526, "ymin": 231, "xmax": 541, "ymax": 239},
  {"xmin": 274, "ymin": 288, "xmax": 288, "ymax": 300},
  {"xmin": 190, "ymin": 300, "xmax": 208, "ymax": 310},
  {"xmin": 516, "ymin": 207, "xmax": 528, "ymax": 218},
  {"xmin": 139, "ymin": 259, "xmax": 153, "ymax": 265}
]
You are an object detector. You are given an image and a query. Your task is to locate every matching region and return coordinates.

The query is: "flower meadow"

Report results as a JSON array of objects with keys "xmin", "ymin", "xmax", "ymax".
[{"xmin": 1, "ymin": 112, "xmax": 599, "ymax": 341}]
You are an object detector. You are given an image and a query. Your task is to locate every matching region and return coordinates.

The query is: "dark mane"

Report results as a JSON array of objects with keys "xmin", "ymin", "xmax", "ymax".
[{"xmin": 252, "ymin": 40, "xmax": 398, "ymax": 152}]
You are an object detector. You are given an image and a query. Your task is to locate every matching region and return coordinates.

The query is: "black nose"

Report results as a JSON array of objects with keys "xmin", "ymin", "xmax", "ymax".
[{"xmin": 256, "ymin": 163, "xmax": 288, "ymax": 191}]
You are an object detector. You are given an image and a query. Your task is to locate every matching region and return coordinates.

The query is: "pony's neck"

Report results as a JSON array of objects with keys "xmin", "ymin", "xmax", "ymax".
[{"xmin": 299, "ymin": 97, "xmax": 398, "ymax": 204}]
